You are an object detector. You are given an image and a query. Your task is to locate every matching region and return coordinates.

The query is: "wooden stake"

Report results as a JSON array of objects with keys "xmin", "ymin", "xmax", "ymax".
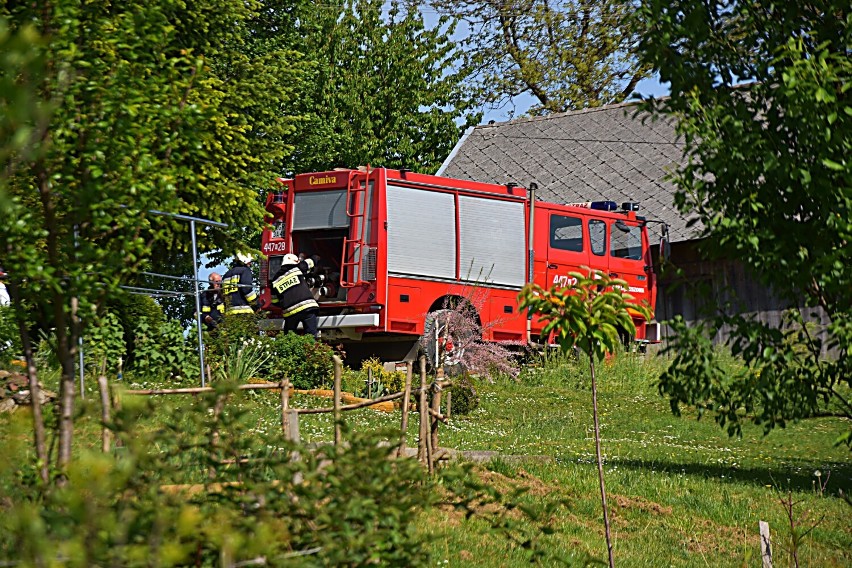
[
  {"xmin": 97, "ymin": 375, "xmax": 112, "ymax": 453},
  {"xmin": 397, "ymin": 361, "xmax": 413, "ymax": 458},
  {"xmin": 333, "ymin": 355, "xmax": 342, "ymax": 447},
  {"xmin": 759, "ymin": 520, "xmax": 773, "ymax": 568},
  {"xmin": 446, "ymin": 390, "xmax": 452, "ymax": 419},
  {"xmin": 418, "ymin": 356, "xmax": 428, "ymax": 464},
  {"xmin": 125, "ymin": 383, "xmax": 282, "ymax": 395},
  {"xmin": 430, "ymin": 381, "xmax": 441, "ymax": 457},
  {"xmin": 286, "ymin": 410, "xmax": 300, "ymax": 443},
  {"xmin": 280, "ymin": 378, "xmax": 290, "ymax": 437},
  {"xmin": 208, "ymin": 395, "xmax": 226, "ymax": 480}
]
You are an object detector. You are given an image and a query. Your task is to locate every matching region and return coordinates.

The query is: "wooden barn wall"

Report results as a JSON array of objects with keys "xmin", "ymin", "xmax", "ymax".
[{"xmin": 653, "ymin": 240, "xmax": 836, "ymax": 357}]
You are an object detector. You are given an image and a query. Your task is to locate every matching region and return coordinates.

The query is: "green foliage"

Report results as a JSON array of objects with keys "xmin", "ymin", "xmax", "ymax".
[
  {"xmin": 449, "ymin": 375, "xmax": 480, "ymax": 415},
  {"xmin": 633, "ymin": 0, "xmax": 852, "ymax": 445},
  {"xmin": 426, "ymin": 0, "xmax": 652, "ymax": 116},
  {"xmin": 519, "ymin": 269, "xmax": 652, "ymax": 362},
  {"xmin": 0, "ymin": 307, "xmax": 21, "ymax": 366},
  {"xmin": 207, "ymin": 312, "xmax": 264, "ymax": 359},
  {"xmin": 357, "ymin": 357, "xmax": 406, "ymax": 398},
  {"xmin": 130, "ymin": 319, "xmax": 198, "ymax": 382},
  {"xmin": 0, "ymin": 392, "xmax": 435, "ymax": 567},
  {"xmin": 216, "ymin": 339, "xmax": 271, "ymax": 383},
  {"xmin": 290, "ymin": 0, "xmax": 479, "ymax": 173},
  {"xmin": 0, "ymin": 17, "xmax": 49, "ymax": 176},
  {"xmin": 268, "ymin": 332, "xmax": 335, "ymax": 390},
  {"xmin": 84, "ymin": 311, "xmax": 126, "ymax": 376}
]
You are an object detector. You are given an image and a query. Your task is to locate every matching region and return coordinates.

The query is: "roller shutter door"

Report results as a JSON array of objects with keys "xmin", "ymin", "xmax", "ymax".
[
  {"xmin": 458, "ymin": 196, "xmax": 526, "ymax": 287},
  {"xmin": 386, "ymin": 185, "xmax": 456, "ymax": 279},
  {"xmin": 292, "ymin": 190, "xmax": 349, "ymax": 230}
]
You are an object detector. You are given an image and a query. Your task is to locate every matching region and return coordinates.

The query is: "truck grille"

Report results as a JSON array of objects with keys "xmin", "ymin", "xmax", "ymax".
[{"xmin": 363, "ymin": 246, "xmax": 377, "ymax": 280}]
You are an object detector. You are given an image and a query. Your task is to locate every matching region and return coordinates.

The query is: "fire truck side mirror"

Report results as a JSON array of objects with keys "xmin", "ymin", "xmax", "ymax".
[{"xmin": 660, "ymin": 225, "xmax": 671, "ymax": 262}]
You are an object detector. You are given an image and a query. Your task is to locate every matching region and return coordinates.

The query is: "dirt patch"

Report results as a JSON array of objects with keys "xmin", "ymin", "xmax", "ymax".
[
  {"xmin": 611, "ymin": 494, "xmax": 673, "ymax": 516},
  {"xmin": 679, "ymin": 518, "xmax": 757, "ymax": 557},
  {"xmin": 515, "ymin": 468, "xmax": 555, "ymax": 497}
]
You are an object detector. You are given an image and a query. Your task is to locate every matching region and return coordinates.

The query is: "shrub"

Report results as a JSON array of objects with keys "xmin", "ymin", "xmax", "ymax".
[
  {"xmin": 356, "ymin": 357, "xmax": 407, "ymax": 398},
  {"xmin": 217, "ymin": 338, "xmax": 271, "ymax": 382},
  {"xmin": 84, "ymin": 311, "xmax": 126, "ymax": 375},
  {"xmin": 130, "ymin": 318, "xmax": 199, "ymax": 382},
  {"xmin": 269, "ymin": 332, "xmax": 334, "ymax": 390},
  {"xmin": 449, "ymin": 375, "xmax": 480, "ymax": 415},
  {"xmin": 0, "ymin": 393, "xmax": 436, "ymax": 567}
]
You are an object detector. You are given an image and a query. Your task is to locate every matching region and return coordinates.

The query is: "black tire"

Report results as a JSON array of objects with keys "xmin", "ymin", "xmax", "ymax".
[{"xmin": 422, "ymin": 309, "xmax": 478, "ymax": 376}]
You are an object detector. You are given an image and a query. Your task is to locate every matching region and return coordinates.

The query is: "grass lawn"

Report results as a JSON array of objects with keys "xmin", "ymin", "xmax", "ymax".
[
  {"xmin": 273, "ymin": 352, "xmax": 850, "ymax": 567},
  {"xmin": 2, "ymin": 351, "xmax": 850, "ymax": 566}
]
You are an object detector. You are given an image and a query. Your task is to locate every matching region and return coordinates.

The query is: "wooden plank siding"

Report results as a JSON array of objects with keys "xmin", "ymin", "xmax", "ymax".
[{"xmin": 653, "ymin": 241, "xmax": 837, "ymax": 358}]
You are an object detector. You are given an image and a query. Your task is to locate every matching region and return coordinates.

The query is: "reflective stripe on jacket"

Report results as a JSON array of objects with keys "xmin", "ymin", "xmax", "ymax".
[
  {"xmin": 271, "ymin": 259, "xmax": 318, "ymax": 318},
  {"xmin": 222, "ymin": 265, "xmax": 257, "ymax": 314}
]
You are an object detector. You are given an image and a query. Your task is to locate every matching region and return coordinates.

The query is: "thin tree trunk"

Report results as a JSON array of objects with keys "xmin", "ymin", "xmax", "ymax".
[
  {"xmin": 97, "ymin": 375, "xmax": 111, "ymax": 453},
  {"xmin": 396, "ymin": 362, "xmax": 413, "ymax": 458},
  {"xmin": 590, "ymin": 358, "xmax": 615, "ymax": 568},
  {"xmin": 430, "ymin": 380, "xmax": 441, "ymax": 455},
  {"xmin": 56, "ymin": 296, "xmax": 78, "ymax": 476},
  {"xmin": 418, "ymin": 356, "xmax": 428, "ymax": 464},
  {"xmin": 333, "ymin": 355, "xmax": 342, "ymax": 447},
  {"xmin": 36, "ymin": 166, "xmax": 77, "ymax": 478},
  {"xmin": 208, "ymin": 394, "xmax": 227, "ymax": 479},
  {"xmin": 8, "ymin": 281, "xmax": 49, "ymax": 484}
]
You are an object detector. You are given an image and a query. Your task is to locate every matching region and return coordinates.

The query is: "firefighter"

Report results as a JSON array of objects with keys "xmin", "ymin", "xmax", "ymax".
[
  {"xmin": 270, "ymin": 253, "xmax": 320, "ymax": 338},
  {"xmin": 199, "ymin": 272, "xmax": 224, "ymax": 331},
  {"xmin": 222, "ymin": 253, "xmax": 258, "ymax": 315}
]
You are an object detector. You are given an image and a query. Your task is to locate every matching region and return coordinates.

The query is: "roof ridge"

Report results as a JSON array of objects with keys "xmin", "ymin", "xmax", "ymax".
[{"xmin": 480, "ymin": 99, "xmax": 655, "ymax": 128}]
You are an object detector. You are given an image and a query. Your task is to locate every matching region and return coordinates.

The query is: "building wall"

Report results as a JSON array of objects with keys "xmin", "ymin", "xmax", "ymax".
[{"xmin": 654, "ymin": 240, "xmax": 835, "ymax": 356}]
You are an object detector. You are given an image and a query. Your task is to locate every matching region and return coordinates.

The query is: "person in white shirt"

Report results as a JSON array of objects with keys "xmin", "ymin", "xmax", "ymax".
[{"xmin": 0, "ymin": 266, "xmax": 9, "ymax": 307}]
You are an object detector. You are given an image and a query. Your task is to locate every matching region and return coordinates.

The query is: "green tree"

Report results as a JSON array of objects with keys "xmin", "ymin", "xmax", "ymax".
[
  {"xmin": 519, "ymin": 270, "xmax": 651, "ymax": 567},
  {"xmin": 289, "ymin": 0, "xmax": 480, "ymax": 173},
  {"xmin": 424, "ymin": 0, "xmax": 652, "ymax": 116},
  {"xmin": 0, "ymin": 0, "xmax": 306, "ymax": 479},
  {"xmin": 633, "ymin": 0, "xmax": 851, "ymax": 445}
]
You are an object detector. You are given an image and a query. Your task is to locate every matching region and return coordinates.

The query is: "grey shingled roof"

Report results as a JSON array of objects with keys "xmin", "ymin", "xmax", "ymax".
[{"xmin": 437, "ymin": 101, "xmax": 700, "ymax": 243}]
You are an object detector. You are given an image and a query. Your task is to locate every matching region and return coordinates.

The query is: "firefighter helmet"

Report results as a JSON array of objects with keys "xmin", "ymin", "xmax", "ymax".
[
  {"xmin": 282, "ymin": 253, "xmax": 299, "ymax": 265},
  {"xmin": 236, "ymin": 252, "xmax": 254, "ymax": 265}
]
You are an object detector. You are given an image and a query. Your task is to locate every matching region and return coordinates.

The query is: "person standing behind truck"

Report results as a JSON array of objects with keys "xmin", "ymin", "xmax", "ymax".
[
  {"xmin": 270, "ymin": 253, "xmax": 319, "ymax": 338},
  {"xmin": 199, "ymin": 272, "xmax": 224, "ymax": 331},
  {"xmin": 222, "ymin": 253, "xmax": 258, "ymax": 315}
]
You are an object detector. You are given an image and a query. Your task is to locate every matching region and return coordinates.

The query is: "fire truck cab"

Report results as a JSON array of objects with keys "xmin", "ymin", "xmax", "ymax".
[{"xmin": 259, "ymin": 167, "xmax": 658, "ymax": 362}]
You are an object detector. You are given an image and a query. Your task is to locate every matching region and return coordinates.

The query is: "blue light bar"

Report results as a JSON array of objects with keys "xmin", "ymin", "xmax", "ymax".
[{"xmin": 590, "ymin": 201, "xmax": 617, "ymax": 211}]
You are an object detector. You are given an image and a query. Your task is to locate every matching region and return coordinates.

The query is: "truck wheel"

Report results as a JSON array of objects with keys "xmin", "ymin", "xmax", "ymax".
[{"xmin": 422, "ymin": 309, "xmax": 478, "ymax": 376}]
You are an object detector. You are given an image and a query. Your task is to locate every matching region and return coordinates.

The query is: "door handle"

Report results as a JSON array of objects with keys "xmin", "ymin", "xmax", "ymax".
[
  {"xmin": 547, "ymin": 263, "xmax": 557, "ymax": 269},
  {"xmin": 609, "ymin": 272, "xmax": 619, "ymax": 278}
]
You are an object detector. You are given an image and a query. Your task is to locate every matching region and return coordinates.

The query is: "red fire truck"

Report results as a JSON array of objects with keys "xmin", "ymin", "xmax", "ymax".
[{"xmin": 259, "ymin": 167, "xmax": 661, "ymax": 364}]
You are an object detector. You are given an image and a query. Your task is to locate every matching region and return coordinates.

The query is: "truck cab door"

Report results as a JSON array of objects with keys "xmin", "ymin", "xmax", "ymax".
[
  {"xmin": 546, "ymin": 212, "xmax": 590, "ymax": 289},
  {"xmin": 607, "ymin": 219, "xmax": 651, "ymax": 305}
]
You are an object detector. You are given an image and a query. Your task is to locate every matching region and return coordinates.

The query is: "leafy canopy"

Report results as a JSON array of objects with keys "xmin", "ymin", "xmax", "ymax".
[
  {"xmin": 633, "ymin": 0, "xmax": 852, "ymax": 444},
  {"xmin": 0, "ymin": 0, "xmax": 308, "ymax": 471},
  {"xmin": 425, "ymin": 0, "xmax": 653, "ymax": 116},
  {"xmin": 289, "ymin": 0, "xmax": 480, "ymax": 174}
]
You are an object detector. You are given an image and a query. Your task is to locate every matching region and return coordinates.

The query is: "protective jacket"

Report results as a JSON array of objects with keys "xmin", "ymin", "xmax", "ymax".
[
  {"xmin": 200, "ymin": 286, "xmax": 224, "ymax": 328},
  {"xmin": 222, "ymin": 264, "xmax": 257, "ymax": 314},
  {"xmin": 270, "ymin": 258, "xmax": 319, "ymax": 317}
]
